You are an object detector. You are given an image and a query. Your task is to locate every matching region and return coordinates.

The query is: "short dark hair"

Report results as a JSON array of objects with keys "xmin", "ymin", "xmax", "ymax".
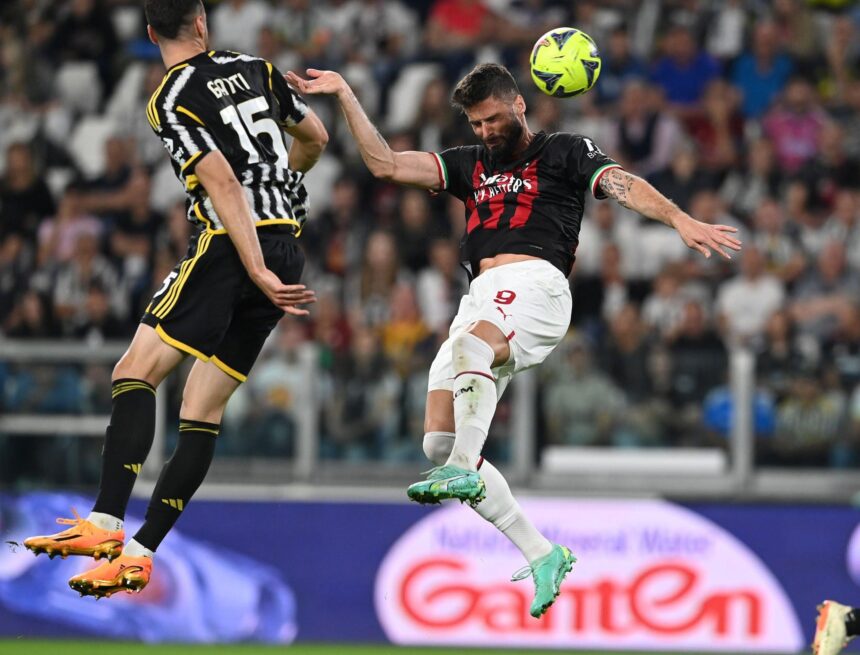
[
  {"xmin": 144, "ymin": 0, "xmax": 204, "ymax": 40},
  {"xmin": 451, "ymin": 63, "xmax": 520, "ymax": 111}
]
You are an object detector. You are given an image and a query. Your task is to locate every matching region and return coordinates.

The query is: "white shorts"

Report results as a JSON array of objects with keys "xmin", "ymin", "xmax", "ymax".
[{"xmin": 428, "ymin": 259, "xmax": 572, "ymax": 398}]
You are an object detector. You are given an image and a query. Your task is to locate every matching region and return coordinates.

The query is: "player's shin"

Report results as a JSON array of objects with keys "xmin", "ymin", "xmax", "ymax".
[
  {"xmin": 131, "ymin": 419, "xmax": 219, "ymax": 552},
  {"xmin": 449, "ymin": 333, "xmax": 497, "ymax": 471},
  {"xmin": 91, "ymin": 379, "xmax": 158, "ymax": 526},
  {"xmin": 423, "ymin": 432, "xmax": 552, "ymax": 564}
]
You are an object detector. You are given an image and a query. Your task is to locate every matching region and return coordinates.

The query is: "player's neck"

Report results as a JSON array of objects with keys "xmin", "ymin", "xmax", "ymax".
[
  {"xmin": 510, "ymin": 127, "xmax": 536, "ymax": 160},
  {"xmin": 160, "ymin": 41, "xmax": 207, "ymax": 71}
]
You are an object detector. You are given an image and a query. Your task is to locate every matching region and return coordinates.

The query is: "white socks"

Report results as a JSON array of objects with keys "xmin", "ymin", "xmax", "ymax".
[
  {"xmin": 87, "ymin": 511, "xmax": 123, "ymax": 532},
  {"xmin": 448, "ymin": 333, "xmax": 497, "ymax": 471},
  {"xmin": 424, "ymin": 432, "xmax": 553, "ymax": 565},
  {"xmin": 123, "ymin": 538, "xmax": 154, "ymax": 559}
]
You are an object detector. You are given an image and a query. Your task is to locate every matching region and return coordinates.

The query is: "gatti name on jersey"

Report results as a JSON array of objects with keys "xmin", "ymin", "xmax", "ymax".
[{"xmin": 437, "ymin": 131, "xmax": 620, "ymax": 277}]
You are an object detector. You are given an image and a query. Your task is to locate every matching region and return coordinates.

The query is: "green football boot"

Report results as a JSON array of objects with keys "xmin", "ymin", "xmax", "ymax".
[
  {"xmin": 406, "ymin": 465, "xmax": 486, "ymax": 507},
  {"xmin": 511, "ymin": 544, "xmax": 576, "ymax": 618}
]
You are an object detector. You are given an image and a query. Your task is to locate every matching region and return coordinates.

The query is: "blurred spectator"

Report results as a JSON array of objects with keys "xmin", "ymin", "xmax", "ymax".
[
  {"xmin": 667, "ymin": 300, "xmax": 727, "ymax": 407},
  {"xmin": 424, "ymin": 0, "xmax": 493, "ymax": 79},
  {"xmin": 227, "ymin": 321, "xmax": 311, "ymax": 457},
  {"xmin": 797, "ymin": 122, "xmax": 860, "ymax": 210},
  {"xmin": 765, "ymin": 365, "xmax": 845, "ymax": 467},
  {"xmin": 772, "ymin": 0, "xmax": 818, "ymax": 65},
  {"xmin": 784, "ymin": 180, "xmax": 828, "ymax": 258},
  {"xmin": 641, "ymin": 263, "xmax": 686, "ymax": 340},
  {"xmin": 823, "ymin": 305, "xmax": 860, "ymax": 390},
  {"xmin": 380, "ymin": 282, "xmax": 431, "ymax": 377},
  {"xmin": 833, "ymin": 80, "xmax": 860, "ymax": 159},
  {"xmin": 647, "ymin": 142, "xmax": 713, "ymax": 213},
  {"xmin": 0, "ymin": 142, "xmax": 55, "ymax": 245},
  {"xmin": 395, "ymin": 189, "xmax": 447, "ymax": 272},
  {"xmin": 716, "ymin": 246, "xmax": 786, "ymax": 347},
  {"xmin": 758, "ymin": 308, "xmax": 812, "ymax": 400},
  {"xmin": 763, "ymin": 77, "xmax": 827, "ymax": 174},
  {"xmin": 543, "ymin": 335, "xmax": 627, "ymax": 446},
  {"xmin": 72, "ymin": 282, "xmax": 128, "ymax": 343},
  {"xmin": 751, "ymin": 198, "xmax": 806, "ymax": 285},
  {"xmin": 731, "ymin": 20, "xmax": 794, "ymax": 119},
  {"xmin": 52, "ymin": 232, "xmax": 126, "ymax": 336},
  {"xmin": 211, "ymin": 0, "xmax": 273, "ymax": 54},
  {"xmin": 720, "ymin": 138, "xmax": 783, "ymax": 220},
  {"xmin": 36, "ymin": 185, "xmax": 101, "ymax": 267},
  {"xmin": 682, "ymin": 79, "xmax": 743, "ymax": 175},
  {"xmin": 269, "ymin": 0, "xmax": 329, "ymax": 70},
  {"xmin": 596, "ymin": 25, "xmax": 647, "ymax": 107},
  {"xmin": 791, "ymin": 241, "xmax": 860, "ymax": 341},
  {"xmin": 49, "ymin": 0, "xmax": 119, "ymax": 95},
  {"xmin": 605, "ymin": 80, "xmax": 681, "ymax": 177},
  {"xmin": 322, "ymin": 326, "xmax": 400, "ymax": 459},
  {"xmin": 5, "ymin": 289, "xmax": 56, "ymax": 338},
  {"xmin": 416, "ymin": 238, "xmax": 468, "ymax": 334},
  {"xmin": 601, "ymin": 302, "xmax": 651, "ymax": 403},
  {"xmin": 0, "ymin": 233, "xmax": 30, "ymax": 327},
  {"xmin": 349, "ymin": 230, "xmax": 402, "ymax": 326},
  {"xmin": 303, "ymin": 176, "xmax": 370, "ymax": 279},
  {"xmin": 649, "ymin": 24, "xmax": 720, "ymax": 110},
  {"xmin": 823, "ymin": 189, "xmax": 860, "ymax": 272}
]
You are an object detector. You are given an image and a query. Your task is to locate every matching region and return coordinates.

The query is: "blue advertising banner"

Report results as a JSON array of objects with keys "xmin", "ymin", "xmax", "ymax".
[{"xmin": 0, "ymin": 492, "xmax": 856, "ymax": 651}]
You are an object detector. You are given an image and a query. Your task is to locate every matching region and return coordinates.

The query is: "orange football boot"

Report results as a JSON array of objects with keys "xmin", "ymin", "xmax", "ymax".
[
  {"xmin": 68, "ymin": 553, "xmax": 152, "ymax": 598},
  {"xmin": 23, "ymin": 508, "xmax": 124, "ymax": 561}
]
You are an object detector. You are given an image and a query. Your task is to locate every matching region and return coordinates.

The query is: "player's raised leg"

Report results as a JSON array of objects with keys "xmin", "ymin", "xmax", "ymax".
[
  {"xmin": 69, "ymin": 358, "xmax": 238, "ymax": 597},
  {"xmin": 407, "ymin": 321, "xmax": 508, "ymax": 506},
  {"xmin": 24, "ymin": 325, "xmax": 184, "ymax": 562},
  {"xmin": 419, "ymin": 389, "xmax": 574, "ymax": 618}
]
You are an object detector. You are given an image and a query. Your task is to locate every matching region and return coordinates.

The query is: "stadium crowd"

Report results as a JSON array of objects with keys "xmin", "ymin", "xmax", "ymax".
[{"xmin": 2, "ymin": 0, "xmax": 860, "ymax": 481}]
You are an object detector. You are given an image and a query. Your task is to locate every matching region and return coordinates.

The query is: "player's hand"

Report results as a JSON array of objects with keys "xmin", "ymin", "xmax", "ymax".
[
  {"xmin": 251, "ymin": 269, "xmax": 316, "ymax": 316},
  {"xmin": 285, "ymin": 69, "xmax": 348, "ymax": 98},
  {"xmin": 674, "ymin": 215, "xmax": 742, "ymax": 260}
]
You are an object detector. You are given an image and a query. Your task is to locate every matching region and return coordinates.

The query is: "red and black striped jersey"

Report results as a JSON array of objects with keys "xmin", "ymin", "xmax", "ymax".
[
  {"xmin": 147, "ymin": 50, "xmax": 309, "ymax": 234},
  {"xmin": 435, "ymin": 131, "xmax": 621, "ymax": 277}
]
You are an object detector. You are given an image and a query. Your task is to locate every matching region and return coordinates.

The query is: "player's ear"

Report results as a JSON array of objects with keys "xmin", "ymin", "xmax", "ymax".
[
  {"xmin": 514, "ymin": 95, "xmax": 526, "ymax": 116},
  {"xmin": 194, "ymin": 13, "xmax": 207, "ymax": 40},
  {"xmin": 147, "ymin": 24, "xmax": 159, "ymax": 46}
]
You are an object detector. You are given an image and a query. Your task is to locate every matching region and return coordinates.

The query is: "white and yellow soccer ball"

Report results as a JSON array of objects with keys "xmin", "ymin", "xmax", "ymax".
[{"xmin": 530, "ymin": 27, "xmax": 602, "ymax": 97}]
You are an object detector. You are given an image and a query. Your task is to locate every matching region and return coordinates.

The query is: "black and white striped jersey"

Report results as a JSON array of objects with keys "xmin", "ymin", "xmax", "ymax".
[{"xmin": 147, "ymin": 50, "xmax": 310, "ymax": 233}]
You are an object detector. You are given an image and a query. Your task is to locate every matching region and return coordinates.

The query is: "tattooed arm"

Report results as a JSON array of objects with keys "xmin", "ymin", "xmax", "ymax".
[
  {"xmin": 286, "ymin": 69, "xmax": 443, "ymax": 190},
  {"xmin": 598, "ymin": 167, "xmax": 742, "ymax": 259}
]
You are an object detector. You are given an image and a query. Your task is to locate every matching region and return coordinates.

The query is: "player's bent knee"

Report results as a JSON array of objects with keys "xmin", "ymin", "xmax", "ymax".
[
  {"xmin": 423, "ymin": 431, "xmax": 455, "ymax": 466},
  {"xmin": 451, "ymin": 331, "xmax": 497, "ymax": 373}
]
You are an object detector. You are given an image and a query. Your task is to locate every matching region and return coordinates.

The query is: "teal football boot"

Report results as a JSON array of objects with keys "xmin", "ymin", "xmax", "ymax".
[
  {"xmin": 406, "ymin": 465, "xmax": 486, "ymax": 507},
  {"xmin": 511, "ymin": 544, "xmax": 576, "ymax": 618}
]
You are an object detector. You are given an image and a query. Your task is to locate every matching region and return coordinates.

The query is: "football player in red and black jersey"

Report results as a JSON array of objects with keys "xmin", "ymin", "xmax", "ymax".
[{"xmin": 288, "ymin": 63, "xmax": 741, "ymax": 618}]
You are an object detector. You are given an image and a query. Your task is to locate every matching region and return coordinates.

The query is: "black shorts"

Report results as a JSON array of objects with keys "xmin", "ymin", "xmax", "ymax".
[{"xmin": 141, "ymin": 226, "xmax": 305, "ymax": 382}]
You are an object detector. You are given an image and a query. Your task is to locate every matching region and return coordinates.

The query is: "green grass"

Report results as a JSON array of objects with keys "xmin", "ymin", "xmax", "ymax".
[{"xmin": 0, "ymin": 642, "xmax": 772, "ymax": 655}]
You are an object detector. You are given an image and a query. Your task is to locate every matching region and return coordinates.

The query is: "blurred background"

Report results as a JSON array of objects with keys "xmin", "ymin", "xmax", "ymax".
[{"xmin": 1, "ymin": 0, "xmax": 860, "ymax": 651}]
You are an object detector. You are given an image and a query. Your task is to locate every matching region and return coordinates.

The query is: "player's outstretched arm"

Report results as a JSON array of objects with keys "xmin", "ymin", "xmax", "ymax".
[
  {"xmin": 285, "ymin": 107, "xmax": 328, "ymax": 173},
  {"xmin": 195, "ymin": 151, "xmax": 315, "ymax": 315},
  {"xmin": 286, "ymin": 69, "xmax": 444, "ymax": 190},
  {"xmin": 598, "ymin": 167, "xmax": 742, "ymax": 260}
]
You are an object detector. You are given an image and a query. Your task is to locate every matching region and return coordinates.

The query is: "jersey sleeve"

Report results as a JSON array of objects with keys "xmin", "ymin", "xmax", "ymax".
[
  {"xmin": 150, "ymin": 84, "xmax": 219, "ymax": 178},
  {"xmin": 565, "ymin": 134, "xmax": 622, "ymax": 200},
  {"xmin": 267, "ymin": 62, "xmax": 309, "ymax": 127},
  {"xmin": 436, "ymin": 146, "xmax": 472, "ymax": 200}
]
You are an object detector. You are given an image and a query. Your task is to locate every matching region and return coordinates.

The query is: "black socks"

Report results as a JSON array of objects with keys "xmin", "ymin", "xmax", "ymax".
[
  {"xmin": 92, "ymin": 379, "xmax": 156, "ymax": 519},
  {"xmin": 133, "ymin": 419, "xmax": 219, "ymax": 552}
]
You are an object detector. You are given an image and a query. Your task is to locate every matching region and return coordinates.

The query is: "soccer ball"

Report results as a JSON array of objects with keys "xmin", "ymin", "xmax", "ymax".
[{"xmin": 530, "ymin": 27, "xmax": 601, "ymax": 98}]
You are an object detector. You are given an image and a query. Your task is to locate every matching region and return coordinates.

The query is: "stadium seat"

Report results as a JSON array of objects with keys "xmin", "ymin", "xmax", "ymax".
[
  {"xmin": 105, "ymin": 62, "xmax": 146, "ymax": 118},
  {"xmin": 68, "ymin": 117, "xmax": 117, "ymax": 178},
  {"xmin": 384, "ymin": 63, "xmax": 443, "ymax": 132},
  {"xmin": 56, "ymin": 62, "xmax": 103, "ymax": 115}
]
